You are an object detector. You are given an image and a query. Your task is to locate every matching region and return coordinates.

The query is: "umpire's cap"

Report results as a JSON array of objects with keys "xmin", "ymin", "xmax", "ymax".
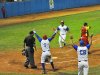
[
  {"xmin": 80, "ymin": 40, "xmax": 84, "ymax": 46},
  {"xmin": 29, "ymin": 31, "xmax": 34, "ymax": 34}
]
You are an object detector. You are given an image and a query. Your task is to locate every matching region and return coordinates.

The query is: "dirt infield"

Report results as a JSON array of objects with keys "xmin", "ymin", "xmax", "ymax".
[
  {"xmin": 0, "ymin": 34, "xmax": 100, "ymax": 74},
  {"xmin": 0, "ymin": 5, "xmax": 100, "ymax": 26}
]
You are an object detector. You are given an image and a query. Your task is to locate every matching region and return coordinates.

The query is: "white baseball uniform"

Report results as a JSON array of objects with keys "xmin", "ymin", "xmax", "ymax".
[
  {"xmin": 73, "ymin": 44, "xmax": 90, "ymax": 75},
  {"xmin": 40, "ymin": 39, "xmax": 53, "ymax": 63},
  {"xmin": 35, "ymin": 33, "xmax": 56, "ymax": 63},
  {"xmin": 57, "ymin": 25, "xmax": 69, "ymax": 47}
]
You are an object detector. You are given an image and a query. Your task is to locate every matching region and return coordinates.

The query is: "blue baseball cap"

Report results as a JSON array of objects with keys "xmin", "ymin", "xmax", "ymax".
[{"xmin": 80, "ymin": 40, "xmax": 84, "ymax": 46}]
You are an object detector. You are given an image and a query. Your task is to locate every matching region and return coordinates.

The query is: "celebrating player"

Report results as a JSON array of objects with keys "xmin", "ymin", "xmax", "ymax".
[
  {"xmin": 55, "ymin": 20, "xmax": 69, "ymax": 48},
  {"xmin": 33, "ymin": 31, "xmax": 56, "ymax": 74},
  {"xmin": 70, "ymin": 34, "xmax": 93, "ymax": 75}
]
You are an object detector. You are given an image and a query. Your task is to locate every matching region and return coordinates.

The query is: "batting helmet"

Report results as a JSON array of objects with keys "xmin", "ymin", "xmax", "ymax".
[{"xmin": 80, "ymin": 40, "xmax": 84, "ymax": 46}]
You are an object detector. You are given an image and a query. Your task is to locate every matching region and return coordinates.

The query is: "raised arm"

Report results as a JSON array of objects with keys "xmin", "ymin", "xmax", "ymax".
[
  {"xmin": 48, "ymin": 32, "xmax": 56, "ymax": 42},
  {"xmin": 70, "ymin": 35, "xmax": 74, "ymax": 46},
  {"xmin": 70, "ymin": 35, "xmax": 78, "ymax": 51},
  {"xmin": 86, "ymin": 34, "xmax": 93, "ymax": 49},
  {"xmin": 89, "ymin": 34, "xmax": 93, "ymax": 46},
  {"xmin": 33, "ymin": 31, "xmax": 42, "ymax": 42}
]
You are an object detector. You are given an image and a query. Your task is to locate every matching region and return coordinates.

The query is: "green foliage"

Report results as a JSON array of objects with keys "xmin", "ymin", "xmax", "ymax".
[{"xmin": 0, "ymin": 10, "xmax": 100, "ymax": 51}]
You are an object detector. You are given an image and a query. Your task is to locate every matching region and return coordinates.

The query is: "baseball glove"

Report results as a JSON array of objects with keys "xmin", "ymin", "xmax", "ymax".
[{"xmin": 22, "ymin": 49, "xmax": 28, "ymax": 57}]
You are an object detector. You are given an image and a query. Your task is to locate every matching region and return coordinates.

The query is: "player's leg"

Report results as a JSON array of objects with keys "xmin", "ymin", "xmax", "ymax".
[
  {"xmin": 28, "ymin": 47, "xmax": 37, "ymax": 69},
  {"xmin": 24, "ymin": 57, "xmax": 29, "ymax": 68},
  {"xmin": 49, "ymin": 56, "xmax": 55, "ymax": 71},
  {"xmin": 24, "ymin": 48, "xmax": 29, "ymax": 68},
  {"xmin": 78, "ymin": 62, "xmax": 83, "ymax": 75},
  {"xmin": 41, "ymin": 52, "xmax": 46, "ymax": 74},
  {"xmin": 62, "ymin": 35, "xmax": 66, "ymax": 46},
  {"xmin": 59, "ymin": 36, "xmax": 62, "ymax": 48},
  {"xmin": 85, "ymin": 36, "xmax": 89, "ymax": 45},
  {"xmin": 83, "ymin": 61, "xmax": 89, "ymax": 75}
]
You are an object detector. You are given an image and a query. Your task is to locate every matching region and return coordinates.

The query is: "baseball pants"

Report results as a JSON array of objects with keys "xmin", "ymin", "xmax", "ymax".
[
  {"xmin": 78, "ymin": 61, "xmax": 89, "ymax": 75},
  {"xmin": 41, "ymin": 51, "xmax": 53, "ymax": 63},
  {"xmin": 25, "ymin": 47, "xmax": 35, "ymax": 67},
  {"xmin": 59, "ymin": 34, "xmax": 66, "ymax": 47}
]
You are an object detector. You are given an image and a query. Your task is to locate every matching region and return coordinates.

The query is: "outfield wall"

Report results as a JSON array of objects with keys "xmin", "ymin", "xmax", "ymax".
[{"xmin": 0, "ymin": 0, "xmax": 100, "ymax": 18}]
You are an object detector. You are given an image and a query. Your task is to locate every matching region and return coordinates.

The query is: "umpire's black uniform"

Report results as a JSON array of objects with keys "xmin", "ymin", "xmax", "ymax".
[{"xmin": 24, "ymin": 31, "xmax": 37, "ymax": 69}]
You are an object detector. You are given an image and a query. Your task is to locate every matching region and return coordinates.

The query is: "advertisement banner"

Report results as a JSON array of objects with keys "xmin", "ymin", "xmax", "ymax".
[{"xmin": 49, "ymin": 0, "xmax": 54, "ymax": 9}]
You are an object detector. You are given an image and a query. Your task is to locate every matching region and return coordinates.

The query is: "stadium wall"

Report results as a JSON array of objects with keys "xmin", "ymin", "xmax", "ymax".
[{"xmin": 0, "ymin": 0, "xmax": 100, "ymax": 18}]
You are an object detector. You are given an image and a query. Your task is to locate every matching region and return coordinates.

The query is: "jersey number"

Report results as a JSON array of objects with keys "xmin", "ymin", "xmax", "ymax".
[
  {"xmin": 80, "ymin": 50, "xmax": 86, "ymax": 55},
  {"xmin": 43, "ymin": 43, "xmax": 46, "ymax": 47}
]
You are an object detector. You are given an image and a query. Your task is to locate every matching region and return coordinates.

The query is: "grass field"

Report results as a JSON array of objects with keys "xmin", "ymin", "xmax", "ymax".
[
  {"xmin": 0, "ymin": 10, "xmax": 100, "ymax": 75},
  {"xmin": 0, "ymin": 10, "xmax": 100, "ymax": 51}
]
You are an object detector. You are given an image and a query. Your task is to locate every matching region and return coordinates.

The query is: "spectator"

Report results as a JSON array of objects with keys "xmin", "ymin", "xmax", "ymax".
[{"xmin": 1, "ymin": 6, "xmax": 6, "ymax": 18}]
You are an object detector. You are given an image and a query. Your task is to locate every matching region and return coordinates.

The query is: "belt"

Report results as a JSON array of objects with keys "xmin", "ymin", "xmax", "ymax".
[
  {"xmin": 61, "ymin": 34, "xmax": 65, "ymax": 35},
  {"xmin": 79, "ymin": 60, "xmax": 87, "ymax": 62},
  {"xmin": 43, "ymin": 50, "xmax": 50, "ymax": 52}
]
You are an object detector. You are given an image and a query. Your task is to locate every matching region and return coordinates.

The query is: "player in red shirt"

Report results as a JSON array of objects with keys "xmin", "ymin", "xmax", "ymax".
[{"xmin": 81, "ymin": 23, "xmax": 91, "ymax": 45}]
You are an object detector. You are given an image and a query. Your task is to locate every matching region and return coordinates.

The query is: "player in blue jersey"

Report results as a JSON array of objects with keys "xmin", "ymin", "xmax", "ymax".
[
  {"xmin": 55, "ymin": 20, "xmax": 69, "ymax": 48},
  {"xmin": 70, "ymin": 34, "xmax": 93, "ymax": 75},
  {"xmin": 33, "ymin": 31, "xmax": 56, "ymax": 74}
]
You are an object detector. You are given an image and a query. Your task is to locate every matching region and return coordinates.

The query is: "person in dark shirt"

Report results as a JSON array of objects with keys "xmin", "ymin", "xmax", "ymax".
[
  {"xmin": 1, "ymin": 6, "xmax": 6, "ymax": 18},
  {"xmin": 23, "ymin": 31, "xmax": 37, "ymax": 69}
]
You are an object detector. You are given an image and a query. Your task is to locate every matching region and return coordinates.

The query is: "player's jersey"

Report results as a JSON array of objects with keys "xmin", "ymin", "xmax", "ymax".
[
  {"xmin": 81, "ymin": 26, "xmax": 87, "ymax": 37},
  {"xmin": 57, "ymin": 25, "xmax": 69, "ymax": 35},
  {"xmin": 41, "ymin": 39, "xmax": 50, "ymax": 52},
  {"xmin": 73, "ymin": 44, "xmax": 90, "ymax": 61},
  {"xmin": 81, "ymin": 26, "xmax": 90, "ymax": 37},
  {"xmin": 34, "ymin": 32, "xmax": 56, "ymax": 52},
  {"xmin": 77, "ymin": 46, "xmax": 88, "ymax": 61}
]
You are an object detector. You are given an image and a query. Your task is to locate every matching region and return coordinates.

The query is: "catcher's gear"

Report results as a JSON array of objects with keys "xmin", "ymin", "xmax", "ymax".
[
  {"xmin": 22, "ymin": 49, "xmax": 28, "ymax": 57},
  {"xmin": 45, "ymin": 55, "xmax": 51, "ymax": 62}
]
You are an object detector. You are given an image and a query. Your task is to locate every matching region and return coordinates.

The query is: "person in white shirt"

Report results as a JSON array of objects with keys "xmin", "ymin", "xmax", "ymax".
[
  {"xmin": 34, "ymin": 31, "xmax": 56, "ymax": 74},
  {"xmin": 70, "ymin": 34, "xmax": 93, "ymax": 75},
  {"xmin": 55, "ymin": 20, "xmax": 69, "ymax": 48}
]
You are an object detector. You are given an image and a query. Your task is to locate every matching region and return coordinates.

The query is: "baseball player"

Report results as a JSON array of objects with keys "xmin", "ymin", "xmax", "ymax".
[
  {"xmin": 33, "ymin": 31, "xmax": 56, "ymax": 74},
  {"xmin": 81, "ymin": 22, "xmax": 91, "ymax": 45},
  {"xmin": 55, "ymin": 20, "xmax": 69, "ymax": 48},
  {"xmin": 70, "ymin": 34, "xmax": 93, "ymax": 75}
]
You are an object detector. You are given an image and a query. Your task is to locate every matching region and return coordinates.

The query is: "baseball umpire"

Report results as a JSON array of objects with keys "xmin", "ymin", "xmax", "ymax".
[
  {"xmin": 70, "ymin": 34, "xmax": 93, "ymax": 75},
  {"xmin": 23, "ymin": 31, "xmax": 37, "ymax": 69}
]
